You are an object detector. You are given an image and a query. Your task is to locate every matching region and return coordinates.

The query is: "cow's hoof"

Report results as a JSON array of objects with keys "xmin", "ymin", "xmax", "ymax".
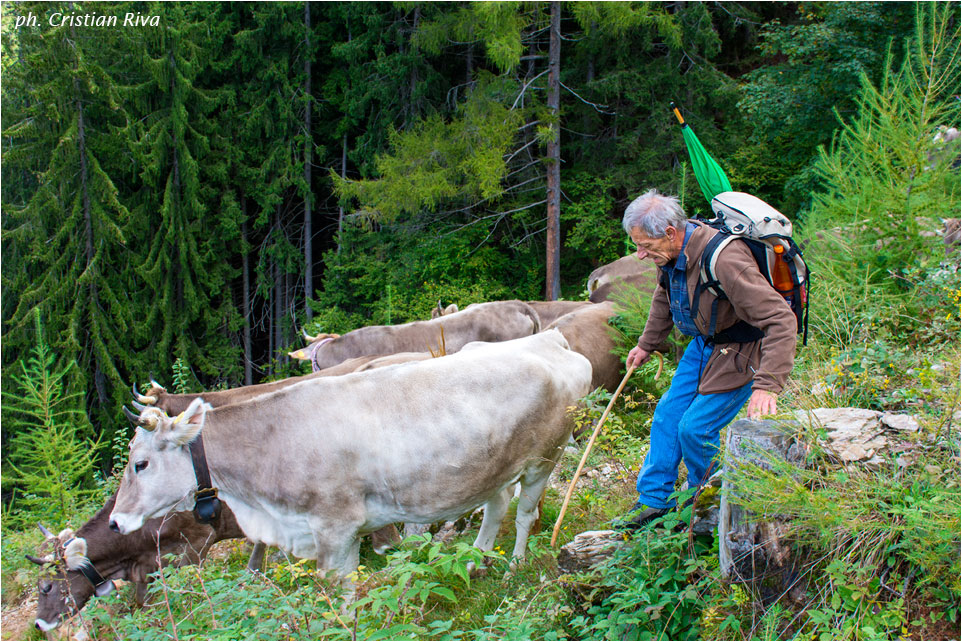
[{"xmin": 466, "ymin": 561, "xmax": 489, "ymax": 579}]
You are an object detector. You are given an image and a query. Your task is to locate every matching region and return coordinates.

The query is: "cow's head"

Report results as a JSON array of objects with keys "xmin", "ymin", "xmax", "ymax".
[
  {"xmin": 109, "ymin": 399, "xmax": 211, "ymax": 534},
  {"xmin": 28, "ymin": 526, "xmax": 114, "ymax": 631}
]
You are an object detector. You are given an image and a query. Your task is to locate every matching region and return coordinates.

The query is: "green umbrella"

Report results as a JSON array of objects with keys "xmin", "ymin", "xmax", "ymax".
[{"xmin": 671, "ymin": 102, "xmax": 732, "ymax": 205}]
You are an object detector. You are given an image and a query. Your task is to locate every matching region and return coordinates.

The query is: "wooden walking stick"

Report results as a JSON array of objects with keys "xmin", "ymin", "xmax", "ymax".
[{"xmin": 551, "ymin": 352, "xmax": 663, "ymax": 547}]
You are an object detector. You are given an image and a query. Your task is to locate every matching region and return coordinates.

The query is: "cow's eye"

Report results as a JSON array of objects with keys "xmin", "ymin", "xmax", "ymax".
[
  {"xmin": 41, "ymin": 582, "xmax": 52, "ymax": 594},
  {"xmin": 134, "ymin": 460, "xmax": 149, "ymax": 473}
]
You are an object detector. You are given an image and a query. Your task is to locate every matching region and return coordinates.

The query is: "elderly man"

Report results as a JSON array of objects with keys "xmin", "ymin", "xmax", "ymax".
[{"xmin": 618, "ymin": 189, "xmax": 797, "ymax": 530}]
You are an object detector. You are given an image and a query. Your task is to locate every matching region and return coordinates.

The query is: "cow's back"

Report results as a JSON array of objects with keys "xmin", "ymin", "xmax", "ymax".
[
  {"xmin": 204, "ymin": 331, "xmax": 591, "ymax": 553},
  {"xmin": 545, "ymin": 301, "xmax": 621, "ymax": 392},
  {"xmin": 313, "ymin": 300, "xmax": 540, "ymax": 369}
]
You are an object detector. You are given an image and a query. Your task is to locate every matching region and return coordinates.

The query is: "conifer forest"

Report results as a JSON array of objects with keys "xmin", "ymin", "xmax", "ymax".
[{"xmin": 1, "ymin": 2, "xmax": 960, "ymax": 640}]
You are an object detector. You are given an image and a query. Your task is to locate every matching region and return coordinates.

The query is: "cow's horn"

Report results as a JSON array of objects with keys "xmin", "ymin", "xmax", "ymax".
[
  {"xmin": 123, "ymin": 406, "xmax": 142, "ymax": 426},
  {"xmin": 25, "ymin": 554, "xmax": 53, "ymax": 565},
  {"xmin": 37, "ymin": 523, "xmax": 55, "ymax": 539},
  {"xmin": 302, "ymin": 328, "xmax": 319, "ymax": 342},
  {"xmin": 131, "ymin": 400, "xmax": 147, "ymax": 412},
  {"xmin": 149, "ymin": 378, "xmax": 166, "ymax": 392},
  {"xmin": 142, "ymin": 412, "xmax": 160, "ymax": 431},
  {"xmin": 132, "ymin": 383, "xmax": 156, "ymax": 405}
]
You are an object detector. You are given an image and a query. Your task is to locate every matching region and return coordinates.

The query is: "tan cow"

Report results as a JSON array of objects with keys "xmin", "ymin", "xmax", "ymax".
[
  {"xmin": 292, "ymin": 300, "xmax": 540, "ymax": 371},
  {"xmin": 586, "ymin": 255, "xmax": 658, "ymax": 304},
  {"xmin": 110, "ymin": 331, "xmax": 592, "ymax": 599},
  {"xmin": 545, "ymin": 301, "xmax": 622, "ymax": 392},
  {"xmin": 430, "ymin": 299, "xmax": 592, "ymax": 329}
]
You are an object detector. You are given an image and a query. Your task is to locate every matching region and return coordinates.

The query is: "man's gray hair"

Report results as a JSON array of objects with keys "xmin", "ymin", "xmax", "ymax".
[{"xmin": 622, "ymin": 189, "xmax": 687, "ymax": 238}]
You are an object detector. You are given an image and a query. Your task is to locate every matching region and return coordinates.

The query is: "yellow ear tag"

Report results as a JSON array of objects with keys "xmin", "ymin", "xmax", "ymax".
[
  {"xmin": 291, "ymin": 350, "xmax": 306, "ymax": 359},
  {"xmin": 173, "ymin": 413, "xmax": 185, "ymax": 424}
]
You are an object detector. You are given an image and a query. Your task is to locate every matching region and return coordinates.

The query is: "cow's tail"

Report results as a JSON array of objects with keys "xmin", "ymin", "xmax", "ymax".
[{"xmin": 519, "ymin": 301, "xmax": 541, "ymax": 334}]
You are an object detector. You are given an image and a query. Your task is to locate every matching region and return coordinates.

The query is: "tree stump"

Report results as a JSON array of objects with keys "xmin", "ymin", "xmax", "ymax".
[
  {"xmin": 557, "ymin": 530, "xmax": 628, "ymax": 573},
  {"xmin": 718, "ymin": 418, "xmax": 805, "ymax": 582}
]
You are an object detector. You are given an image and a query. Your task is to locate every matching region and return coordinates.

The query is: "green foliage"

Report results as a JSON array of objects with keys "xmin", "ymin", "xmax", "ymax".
[
  {"xmin": 81, "ymin": 534, "xmax": 485, "ymax": 640},
  {"xmin": 804, "ymin": 2, "xmax": 961, "ymax": 277},
  {"xmin": 570, "ymin": 500, "xmax": 714, "ymax": 641},
  {"xmin": 334, "ymin": 76, "xmax": 523, "ymax": 223},
  {"xmin": 737, "ymin": 2, "xmax": 917, "ymax": 212},
  {"xmin": 171, "ymin": 358, "xmax": 193, "ymax": 395},
  {"xmin": 1, "ymin": 312, "xmax": 99, "ymax": 528}
]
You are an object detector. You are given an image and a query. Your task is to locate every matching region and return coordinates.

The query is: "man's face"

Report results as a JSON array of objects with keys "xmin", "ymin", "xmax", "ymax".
[{"xmin": 630, "ymin": 226, "xmax": 682, "ymax": 266}]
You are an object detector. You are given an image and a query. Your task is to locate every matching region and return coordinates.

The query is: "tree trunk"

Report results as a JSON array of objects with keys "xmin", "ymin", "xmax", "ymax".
[
  {"xmin": 241, "ymin": 200, "xmax": 252, "ymax": 386},
  {"xmin": 544, "ymin": 0, "xmax": 562, "ymax": 301},
  {"xmin": 73, "ymin": 28, "xmax": 105, "ymax": 405},
  {"xmin": 338, "ymin": 132, "xmax": 347, "ymax": 255},
  {"xmin": 303, "ymin": 1, "xmax": 313, "ymax": 321}
]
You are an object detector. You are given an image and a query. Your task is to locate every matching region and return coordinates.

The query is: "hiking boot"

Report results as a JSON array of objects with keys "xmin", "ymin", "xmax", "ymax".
[{"xmin": 612, "ymin": 505, "xmax": 670, "ymax": 532}]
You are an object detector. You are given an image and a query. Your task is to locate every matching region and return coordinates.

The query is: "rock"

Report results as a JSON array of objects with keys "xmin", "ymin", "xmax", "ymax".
[
  {"xmin": 881, "ymin": 412, "xmax": 919, "ymax": 433},
  {"xmin": 795, "ymin": 407, "xmax": 921, "ymax": 463}
]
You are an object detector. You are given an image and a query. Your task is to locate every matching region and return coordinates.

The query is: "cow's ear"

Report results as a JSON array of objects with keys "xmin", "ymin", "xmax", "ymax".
[
  {"xmin": 63, "ymin": 537, "xmax": 88, "ymax": 570},
  {"xmin": 164, "ymin": 398, "xmax": 209, "ymax": 447}
]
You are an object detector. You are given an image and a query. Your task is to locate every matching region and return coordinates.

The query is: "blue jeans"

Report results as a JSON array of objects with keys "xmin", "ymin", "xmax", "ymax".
[{"xmin": 635, "ymin": 336, "xmax": 753, "ymax": 510}]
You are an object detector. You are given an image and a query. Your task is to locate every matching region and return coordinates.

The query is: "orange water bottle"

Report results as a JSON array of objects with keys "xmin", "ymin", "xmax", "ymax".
[{"xmin": 771, "ymin": 244, "xmax": 795, "ymax": 307}]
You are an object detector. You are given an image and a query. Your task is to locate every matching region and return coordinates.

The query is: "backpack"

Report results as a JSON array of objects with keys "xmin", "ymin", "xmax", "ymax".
[{"xmin": 692, "ymin": 191, "xmax": 810, "ymax": 345}]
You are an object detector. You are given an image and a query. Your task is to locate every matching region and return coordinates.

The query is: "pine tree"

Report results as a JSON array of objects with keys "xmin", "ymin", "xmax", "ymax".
[{"xmin": 1, "ymin": 311, "xmax": 99, "ymax": 527}]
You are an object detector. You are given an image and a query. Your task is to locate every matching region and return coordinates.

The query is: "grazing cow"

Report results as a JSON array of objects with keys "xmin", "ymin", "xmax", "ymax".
[
  {"xmin": 545, "ymin": 301, "xmax": 622, "ymax": 392},
  {"xmin": 525, "ymin": 300, "xmax": 594, "ymax": 328},
  {"xmin": 586, "ymin": 255, "xmax": 658, "ymax": 304},
  {"xmin": 28, "ymin": 494, "xmax": 244, "ymax": 632},
  {"xmin": 290, "ymin": 300, "xmax": 540, "ymax": 371},
  {"xmin": 109, "ymin": 331, "xmax": 592, "ymax": 598},
  {"xmin": 430, "ymin": 301, "xmax": 460, "ymax": 318}
]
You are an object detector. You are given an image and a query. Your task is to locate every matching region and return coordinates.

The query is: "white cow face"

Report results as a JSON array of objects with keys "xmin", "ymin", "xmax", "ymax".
[{"xmin": 109, "ymin": 399, "xmax": 211, "ymax": 534}]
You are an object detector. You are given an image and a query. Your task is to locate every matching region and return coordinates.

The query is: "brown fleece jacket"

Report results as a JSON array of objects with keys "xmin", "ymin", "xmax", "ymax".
[{"xmin": 637, "ymin": 221, "xmax": 797, "ymax": 394}]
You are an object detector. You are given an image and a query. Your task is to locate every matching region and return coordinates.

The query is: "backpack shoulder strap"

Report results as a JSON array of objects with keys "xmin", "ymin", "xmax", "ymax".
[{"xmin": 691, "ymin": 231, "xmax": 736, "ymax": 327}]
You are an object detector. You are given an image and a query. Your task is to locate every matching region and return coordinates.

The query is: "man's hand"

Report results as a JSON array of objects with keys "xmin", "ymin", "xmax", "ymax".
[
  {"xmin": 746, "ymin": 390, "xmax": 777, "ymax": 419},
  {"xmin": 626, "ymin": 346, "xmax": 651, "ymax": 369}
]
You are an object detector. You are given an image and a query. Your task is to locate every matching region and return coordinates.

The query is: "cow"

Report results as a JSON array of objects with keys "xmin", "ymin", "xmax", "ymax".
[
  {"xmin": 429, "ymin": 298, "xmax": 591, "ymax": 329},
  {"xmin": 28, "ymin": 494, "xmax": 245, "ymax": 632},
  {"xmin": 130, "ymin": 352, "xmax": 435, "ymax": 555},
  {"xmin": 586, "ymin": 254, "xmax": 658, "ymax": 304},
  {"xmin": 430, "ymin": 301, "xmax": 460, "ymax": 318},
  {"xmin": 134, "ymin": 352, "xmax": 433, "ymax": 416},
  {"xmin": 289, "ymin": 300, "xmax": 540, "ymax": 371},
  {"xmin": 108, "ymin": 331, "xmax": 592, "ymax": 599},
  {"xmin": 545, "ymin": 301, "xmax": 622, "ymax": 393}
]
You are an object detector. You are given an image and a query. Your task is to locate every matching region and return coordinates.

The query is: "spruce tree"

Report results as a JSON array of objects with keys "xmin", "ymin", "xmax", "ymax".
[
  {"xmin": 2, "ymin": 1, "xmax": 134, "ymax": 429},
  {"xmin": 122, "ymin": 2, "xmax": 241, "ymax": 384}
]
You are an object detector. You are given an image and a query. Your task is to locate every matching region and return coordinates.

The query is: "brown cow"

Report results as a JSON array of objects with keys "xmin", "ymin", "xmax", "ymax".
[
  {"xmin": 29, "ymin": 494, "xmax": 244, "ymax": 631},
  {"xmin": 587, "ymin": 255, "xmax": 658, "ymax": 304},
  {"xmin": 136, "ymin": 352, "xmax": 433, "ymax": 416},
  {"xmin": 545, "ymin": 301, "xmax": 622, "ymax": 392}
]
